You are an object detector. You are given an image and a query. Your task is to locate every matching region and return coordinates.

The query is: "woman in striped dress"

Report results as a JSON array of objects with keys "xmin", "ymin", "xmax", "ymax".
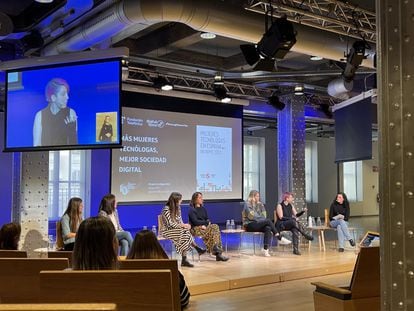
[{"xmin": 161, "ymin": 192, "xmax": 206, "ymax": 267}]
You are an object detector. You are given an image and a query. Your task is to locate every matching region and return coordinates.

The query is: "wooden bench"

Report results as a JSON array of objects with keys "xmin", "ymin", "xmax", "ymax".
[
  {"xmin": 119, "ymin": 259, "xmax": 180, "ymax": 311},
  {"xmin": 0, "ymin": 303, "xmax": 117, "ymax": 311},
  {"xmin": 48, "ymin": 251, "xmax": 73, "ymax": 266},
  {"xmin": 0, "ymin": 258, "xmax": 69, "ymax": 303},
  {"xmin": 311, "ymin": 246, "xmax": 380, "ymax": 311},
  {"xmin": 0, "ymin": 250, "xmax": 27, "ymax": 258},
  {"xmin": 39, "ymin": 270, "xmax": 176, "ymax": 311}
]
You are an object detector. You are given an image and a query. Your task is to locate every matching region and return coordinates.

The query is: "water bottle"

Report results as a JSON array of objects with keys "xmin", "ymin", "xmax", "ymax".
[
  {"xmin": 230, "ymin": 219, "xmax": 235, "ymax": 230},
  {"xmin": 48, "ymin": 235, "xmax": 55, "ymax": 250},
  {"xmin": 308, "ymin": 215, "xmax": 313, "ymax": 228},
  {"xmin": 316, "ymin": 217, "xmax": 322, "ymax": 227},
  {"xmin": 226, "ymin": 220, "xmax": 231, "ymax": 230},
  {"xmin": 152, "ymin": 225, "xmax": 157, "ymax": 236}
]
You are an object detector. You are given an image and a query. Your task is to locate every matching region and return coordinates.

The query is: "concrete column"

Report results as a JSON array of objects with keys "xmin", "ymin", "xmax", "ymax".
[
  {"xmin": 277, "ymin": 96, "xmax": 306, "ymax": 212},
  {"xmin": 14, "ymin": 152, "xmax": 49, "ymax": 257},
  {"xmin": 377, "ymin": 0, "xmax": 414, "ymax": 309}
]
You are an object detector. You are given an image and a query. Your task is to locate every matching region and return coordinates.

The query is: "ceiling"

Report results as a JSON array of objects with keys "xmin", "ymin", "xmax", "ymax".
[{"xmin": 0, "ymin": 0, "xmax": 377, "ymax": 114}]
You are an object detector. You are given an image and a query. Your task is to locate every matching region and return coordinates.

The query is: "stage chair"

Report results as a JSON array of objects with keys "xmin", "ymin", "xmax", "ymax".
[
  {"xmin": 0, "ymin": 250, "xmax": 27, "ymax": 258},
  {"xmin": 239, "ymin": 212, "xmax": 266, "ymax": 255},
  {"xmin": 119, "ymin": 259, "xmax": 180, "ymax": 311},
  {"xmin": 40, "ymin": 269, "xmax": 176, "ymax": 311},
  {"xmin": 0, "ymin": 258, "xmax": 69, "ymax": 303},
  {"xmin": 311, "ymin": 246, "xmax": 380, "ymax": 311},
  {"xmin": 0, "ymin": 303, "xmax": 117, "ymax": 311},
  {"xmin": 48, "ymin": 251, "xmax": 73, "ymax": 266}
]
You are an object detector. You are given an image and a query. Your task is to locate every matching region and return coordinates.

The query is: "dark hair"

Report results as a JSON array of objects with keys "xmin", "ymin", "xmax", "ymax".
[
  {"xmin": 166, "ymin": 192, "xmax": 182, "ymax": 219},
  {"xmin": 98, "ymin": 194, "xmax": 116, "ymax": 215},
  {"xmin": 127, "ymin": 230, "xmax": 168, "ymax": 260},
  {"xmin": 72, "ymin": 217, "xmax": 118, "ymax": 270},
  {"xmin": 190, "ymin": 192, "xmax": 203, "ymax": 208},
  {"xmin": 334, "ymin": 192, "xmax": 350, "ymax": 209},
  {"xmin": 0, "ymin": 222, "xmax": 21, "ymax": 250},
  {"xmin": 62, "ymin": 197, "xmax": 83, "ymax": 232}
]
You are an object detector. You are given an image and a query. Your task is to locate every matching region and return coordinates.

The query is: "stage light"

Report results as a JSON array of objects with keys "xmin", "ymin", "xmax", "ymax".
[
  {"xmin": 213, "ymin": 84, "xmax": 231, "ymax": 103},
  {"xmin": 268, "ymin": 94, "xmax": 285, "ymax": 111},
  {"xmin": 35, "ymin": 0, "xmax": 54, "ymax": 3},
  {"xmin": 200, "ymin": 32, "xmax": 216, "ymax": 39},
  {"xmin": 310, "ymin": 55, "xmax": 323, "ymax": 61},
  {"xmin": 294, "ymin": 85, "xmax": 304, "ymax": 96},
  {"xmin": 153, "ymin": 76, "xmax": 173, "ymax": 91},
  {"xmin": 240, "ymin": 16, "xmax": 296, "ymax": 71}
]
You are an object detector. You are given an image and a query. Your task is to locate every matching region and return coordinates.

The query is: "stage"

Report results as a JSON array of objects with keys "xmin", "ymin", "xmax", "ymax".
[{"xmin": 181, "ymin": 245, "xmax": 358, "ymax": 295}]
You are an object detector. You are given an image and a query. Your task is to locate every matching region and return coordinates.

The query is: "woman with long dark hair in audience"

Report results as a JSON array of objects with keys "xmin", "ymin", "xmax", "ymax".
[
  {"xmin": 0, "ymin": 222, "xmax": 21, "ymax": 250},
  {"xmin": 72, "ymin": 216, "xmax": 118, "ymax": 270},
  {"xmin": 161, "ymin": 192, "xmax": 206, "ymax": 268},
  {"xmin": 60, "ymin": 197, "xmax": 83, "ymax": 251},
  {"xmin": 98, "ymin": 193, "xmax": 133, "ymax": 256},
  {"xmin": 188, "ymin": 192, "xmax": 228, "ymax": 262},
  {"xmin": 127, "ymin": 229, "xmax": 190, "ymax": 309},
  {"xmin": 329, "ymin": 192, "xmax": 355, "ymax": 252}
]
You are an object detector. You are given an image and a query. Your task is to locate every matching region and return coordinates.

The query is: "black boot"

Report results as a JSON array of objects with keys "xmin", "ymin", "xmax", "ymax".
[
  {"xmin": 194, "ymin": 245, "xmax": 207, "ymax": 255},
  {"xmin": 303, "ymin": 233, "xmax": 314, "ymax": 241},
  {"xmin": 293, "ymin": 248, "xmax": 301, "ymax": 256},
  {"xmin": 216, "ymin": 252, "xmax": 229, "ymax": 262},
  {"xmin": 181, "ymin": 256, "xmax": 194, "ymax": 267},
  {"xmin": 349, "ymin": 239, "xmax": 356, "ymax": 247},
  {"xmin": 212, "ymin": 244, "xmax": 221, "ymax": 256}
]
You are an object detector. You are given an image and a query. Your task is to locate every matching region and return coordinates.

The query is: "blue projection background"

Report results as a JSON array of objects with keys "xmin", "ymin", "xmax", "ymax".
[{"xmin": 5, "ymin": 59, "xmax": 120, "ymax": 150}]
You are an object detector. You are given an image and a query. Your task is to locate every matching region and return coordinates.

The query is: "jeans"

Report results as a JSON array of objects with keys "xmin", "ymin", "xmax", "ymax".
[
  {"xmin": 330, "ymin": 219, "xmax": 351, "ymax": 249},
  {"xmin": 116, "ymin": 230, "xmax": 133, "ymax": 256},
  {"xmin": 245, "ymin": 219, "xmax": 277, "ymax": 250}
]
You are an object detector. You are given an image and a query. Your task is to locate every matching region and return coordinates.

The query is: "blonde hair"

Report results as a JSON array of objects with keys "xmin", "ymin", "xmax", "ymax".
[{"xmin": 247, "ymin": 190, "xmax": 260, "ymax": 206}]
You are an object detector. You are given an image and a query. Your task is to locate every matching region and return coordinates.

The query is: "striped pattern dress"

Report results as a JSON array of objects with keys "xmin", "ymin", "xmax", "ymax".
[{"xmin": 161, "ymin": 206, "xmax": 194, "ymax": 255}]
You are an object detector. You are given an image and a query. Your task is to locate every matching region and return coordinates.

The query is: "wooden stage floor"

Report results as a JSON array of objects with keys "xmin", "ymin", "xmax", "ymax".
[{"xmin": 181, "ymin": 246, "xmax": 358, "ymax": 295}]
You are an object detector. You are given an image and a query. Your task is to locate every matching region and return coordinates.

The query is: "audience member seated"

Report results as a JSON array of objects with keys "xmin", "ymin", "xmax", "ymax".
[
  {"xmin": 160, "ymin": 192, "xmax": 206, "ymax": 268},
  {"xmin": 275, "ymin": 192, "xmax": 314, "ymax": 256},
  {"xmin": 188, "ymin": 192, "xmax": 228, "ymax": 262},
  {"xmin": 98, "ymin": 194, "xmax": 133, "ymax": 256},
  {"xmin": 72, "ymin": 216, "xmax": 118, "ymax": 270},
  {"xmin": 329, "ymin": 192, "xmax": 355, "ymax": 252},
  {"xmin": 0, "ymin": 222, "xmax": 21, "ymax": 250},
  {"xmin": 60, "ymin": 197, "xmax": 83, "ymax": 251},
  {"xmin": 243, "ymin": 190, "xmax": 281, "ymax": 257},
  {"xmin": 127, "ymin": 229, "xmax": 190, "ymax": 309}
]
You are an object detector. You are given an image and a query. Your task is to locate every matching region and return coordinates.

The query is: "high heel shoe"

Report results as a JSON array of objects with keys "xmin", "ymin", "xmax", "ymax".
[
  {"xmin": 194, "ymin": 245, "xmax": 207, "ymax": 255},
  {"xmin": 216, "ymin": 253, "xmax": 229, "ymax": 261}
]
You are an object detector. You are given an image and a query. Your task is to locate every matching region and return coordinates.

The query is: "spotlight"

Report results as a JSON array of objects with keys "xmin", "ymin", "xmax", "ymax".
[
  {"xmin": 213, "ymin": 84, "xmax": 231, "ymax": 103},
  {"xmin": 310, "ymin": 55, "xmax": 323, "ymax": 61},
  {"xmin": 294, "ymin": 85, "xmax": 304, "ymax": 96},
  {"xmin": 200, "ymin": 32, "xmax": 216, "ymax": 39},
  {"xmin": 240, "ymin": 16, "xmax": 296, "ymax": 71},
  {"xmin": 153, "ymin": 77, "xmax": 173, "ymax": 91},
  {"xmin": 268, "ymin": 94, "xmax": 285, "ymax": 111},
  {"xmin": 121, "ymin": 59, "xmax": 129, "ymax": 81}
]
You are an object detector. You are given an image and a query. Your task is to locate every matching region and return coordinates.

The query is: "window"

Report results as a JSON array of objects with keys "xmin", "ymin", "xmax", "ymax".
[
  {"xmin": 305, "ymin": 141, "xmax": 318, "ymax": 203},
  {"xmin": 48, "ymin": 150, "xmax": 90, "ymax": 219},
  {"xmin": 243, "ymin": 136, "xmax": 265, "ymax": 200},
  {"xmin": 343, "ymin": 161, "xmax": 363, "ymax": 201}
]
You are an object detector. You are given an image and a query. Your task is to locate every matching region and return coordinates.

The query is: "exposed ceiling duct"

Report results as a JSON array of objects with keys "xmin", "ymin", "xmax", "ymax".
[{"xmin": 42, "ymin": 0, "xmax": 375, "ymax": 69}]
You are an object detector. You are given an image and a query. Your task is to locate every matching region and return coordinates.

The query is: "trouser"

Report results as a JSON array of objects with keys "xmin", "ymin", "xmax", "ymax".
[
  {"xmin": 192, "ymin": 224, "xmax": 222, "ymax": 253},
  {"xmin": 116, "ymin": 230, "xmax": 133, "ymax": 256},
  {"xmin": 245, "ymin": 219, "xmax": 277, "ymax": 250},
  {"xmin": 276, "ymin": 219, "xmax": 310, "ymax": 251},
  {"xmin": 330, "ymin": 219, "xmax": 351, "ymax": 249}
]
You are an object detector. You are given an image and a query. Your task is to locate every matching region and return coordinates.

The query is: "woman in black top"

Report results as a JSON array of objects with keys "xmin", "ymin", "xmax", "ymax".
[
  {"xmin": 188, "ymin": 192, "xmax": 228, "ymax": 262},
  {"xmin": 329, "ymin": 192, "xmax": 355, "ymax": 252}
]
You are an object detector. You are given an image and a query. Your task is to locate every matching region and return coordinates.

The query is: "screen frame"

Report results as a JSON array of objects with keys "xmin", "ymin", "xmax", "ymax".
[
  {"xmin": 111, "ymin": 91, "xmax": 244, "ymax": 204},
  {"xmin": 3, "ymin": 57, "xmax": 123, "ymax": 152}
]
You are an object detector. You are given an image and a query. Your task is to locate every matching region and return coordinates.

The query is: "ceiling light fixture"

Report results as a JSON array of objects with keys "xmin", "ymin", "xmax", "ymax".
[
  {"xmin": 200, "ymin": 32, "xmax": 216, "ymax": 39},
  {"xmin": 268, "ymin": 94, "xmax": 285, "ymax": 111},
  {"xmin": 35, "ymin": 0, "xmax": 54, "ymax": 3},
  {"xmin": 153, "ymin": 76, "xmax": 173, "ymax": 91},
  {"xmin": 213, "ymin": 84, "xmax": 231, "ymax": 103},
  {"xmin": 310, "ymin": 55, "xmax": 323, "ymax": 61},
  {"xmin": 294, "ymin": 85, "xmax": 304, "ymax": 96}
]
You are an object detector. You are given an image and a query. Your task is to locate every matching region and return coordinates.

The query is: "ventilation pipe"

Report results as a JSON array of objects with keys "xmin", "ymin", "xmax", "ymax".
[{"xmin": 42, "ymin": 0, "xmax": 375, "ymax": 69}]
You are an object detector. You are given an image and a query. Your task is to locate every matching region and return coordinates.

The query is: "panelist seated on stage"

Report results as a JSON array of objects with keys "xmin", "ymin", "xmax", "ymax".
[
  {"xmin": 329, "ymin": 192, "xmax": 355, "ymax": 252},
  {"xmin": 72, "ymin": 216, "xmax": 118, "ymax": 270},
  {"xmin": 275, "ymin": 192, "xmax": 314, "ymax": 256},
  {"xmin": 60, "ymin": 197, "xmax": 83, "ymax": 251},
  {"xmin": 188, "ymin": 192, "xmax": 228, "ymax": 262},
  {"xmin": 127, "ymin": 229, "xmax": 190, "ymax": 309}
]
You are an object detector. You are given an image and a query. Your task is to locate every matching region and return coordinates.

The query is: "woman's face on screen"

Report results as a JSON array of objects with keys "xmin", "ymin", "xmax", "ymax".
[{"xmin": 53, "ymin": 85, "xmax": 69, "ymax": 109}]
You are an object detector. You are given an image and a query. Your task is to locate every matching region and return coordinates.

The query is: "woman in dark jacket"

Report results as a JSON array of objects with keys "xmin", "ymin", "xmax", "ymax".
[{"xmin": 329, "ymin": 192, "xmax": 355, "ymax": 252}]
